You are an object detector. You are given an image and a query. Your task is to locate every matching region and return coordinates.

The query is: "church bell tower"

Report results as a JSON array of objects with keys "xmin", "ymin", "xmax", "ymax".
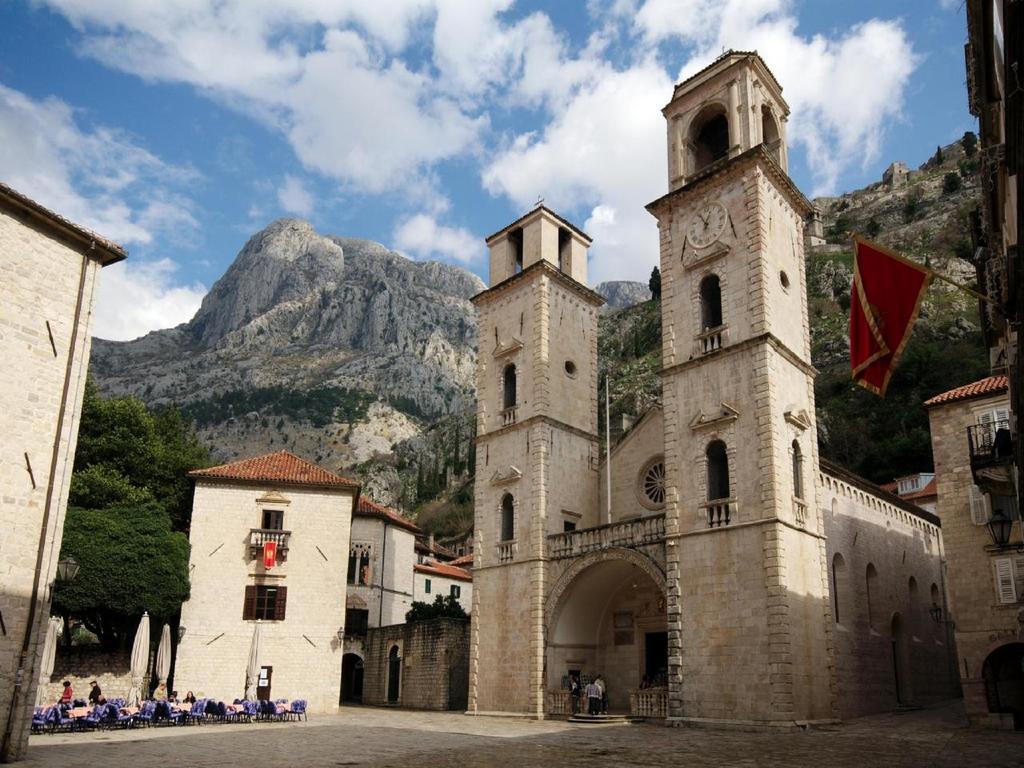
[
  {"xmin": 646, "ymin": 51, "xmax": 837, "ymax": 725},
  {"xmin": 467, "ymin": 206, "xmax": 603, "ymax": 716}
]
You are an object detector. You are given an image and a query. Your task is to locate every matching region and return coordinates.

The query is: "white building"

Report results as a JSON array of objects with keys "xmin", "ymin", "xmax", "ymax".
[{"xmin": 413, "ymin": 561, "xmax": 472, "ymax": 613}]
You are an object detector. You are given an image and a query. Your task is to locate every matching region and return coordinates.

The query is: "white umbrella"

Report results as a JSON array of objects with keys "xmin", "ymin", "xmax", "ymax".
[
  {"xmin": 35, "ymin": 617, "xmax": 62, "ymax": 706},
  {"xmin": 127, "ymin": 612, "xmax": 150, "ymax": 705},
  {"xmin": 154, "ymin": 624, "xmax": 172, "ymax": 687},
  {"xmin": 244, "ymin": 623, "xmax": 261, "ymax": 700}
]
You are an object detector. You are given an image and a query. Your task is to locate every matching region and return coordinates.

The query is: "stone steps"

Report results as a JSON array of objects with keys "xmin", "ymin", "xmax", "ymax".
[{"xmin": 567, "ymin": 713, "xmax": 635, "ymax": 725}]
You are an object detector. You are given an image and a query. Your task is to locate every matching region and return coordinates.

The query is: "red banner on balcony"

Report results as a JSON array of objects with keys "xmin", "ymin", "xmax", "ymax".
[
  {"xmin": 850, "ymin": 237, "xmax": 931, "ymax": 396},
  {"xmin": 263, "ymin": 540, "xmax": 277, "ymax": 569}
]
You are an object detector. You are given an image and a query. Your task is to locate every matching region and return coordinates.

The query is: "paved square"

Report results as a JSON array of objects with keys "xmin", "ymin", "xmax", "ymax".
[{"xmin": 21, "ymin": 703, "xmax": 1023, "ymax": 767}]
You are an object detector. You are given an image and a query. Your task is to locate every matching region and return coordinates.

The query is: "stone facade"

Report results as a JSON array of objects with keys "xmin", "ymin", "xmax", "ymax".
[
  {"xmin": 882, "ymin": 161, "xmax": 909, "ymax": 188},
  {"xmin": 0, "ymin": 184, "xmax": 124, "ymax": 761},
  {"xmin": 346, "ymin": 515, "xmax": 417, "ymax": 630},
  {"xmin": 362, "ymin": 618, "xmax": 470, "ymax": 710},
  {"xmin": 927, "ymin": 385, "xmax": 1021, "ymax": 728},
  {"xmin": 174, "ymin": 471, "xmax": 355, "ymax": 712},
  {"xmin": 38, "ymin": 648, "xmax": 133, "ymax": 705},
  {"xmin": 468, "ymin": 52, "xmax": 954, "ymax": 728}
]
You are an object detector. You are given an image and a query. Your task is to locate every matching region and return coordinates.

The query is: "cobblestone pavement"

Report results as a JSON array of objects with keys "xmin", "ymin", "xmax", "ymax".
[{"xmin": 22, "ymin": 701, "xmax": 1024, "ymax": 767}]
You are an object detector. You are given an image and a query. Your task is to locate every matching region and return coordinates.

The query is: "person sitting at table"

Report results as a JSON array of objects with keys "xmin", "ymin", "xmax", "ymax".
[
  {"xmin": 183, "ymin": 691, "xmax": 196, "ymax": 704},
  {"xmin": 88, "ymin": 680, "xmax": 105, "ymax": 705},
  {"xmin": 58, "ymin": 681, "xmax": 73, "ymax": 706}
]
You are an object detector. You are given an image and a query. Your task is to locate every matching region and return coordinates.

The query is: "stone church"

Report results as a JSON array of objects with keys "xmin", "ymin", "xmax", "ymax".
[{"xmin": 467, "ymin": 52, "xmax": 957, "ymax": 726}]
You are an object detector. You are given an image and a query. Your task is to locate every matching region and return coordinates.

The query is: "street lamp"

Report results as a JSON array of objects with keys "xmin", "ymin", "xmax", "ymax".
[
  {"xmin": 55, "ymin": 556, "xmax": 80, "ymax": 583},
  {"xmin": 986, "ymin": 508, "xmax": 1014, "ymax": 548}
]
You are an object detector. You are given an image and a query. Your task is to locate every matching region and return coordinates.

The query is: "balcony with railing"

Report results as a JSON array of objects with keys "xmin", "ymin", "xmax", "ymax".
[
  {"xmin": 793, "ymin": 498, "xmax": 808, "ymax": 527},
  {"xmin": 249, "ymin": 528, "xmax": 291, "ymax": 560},
  {"xmin": 967, "ymin": 420, "xmax": 1016, "ymax": 492},
  {"xmin": 547, "ymin": 514, "xmax": 665, "ymax": 559},
  {"xmin": 703, "ymin": 500, "xmax": 734, "ymax": 528},
  {"xmin": 501, "ymin": 406, "xmax": 518, "ymax": 427},
  {"xmin": 496, "ymin": 540, "xmax": 517, "ymax": 564},
  {"xmin": 695, "ymin": 325, "xmax": 727, "ymax": 356}
]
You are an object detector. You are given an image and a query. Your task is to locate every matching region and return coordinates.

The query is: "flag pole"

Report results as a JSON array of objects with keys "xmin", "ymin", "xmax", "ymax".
[
  {"xmin": 926, "ymin": 268, "xmax": 998, "ymax": 306},
  {"xmin": 605, "ymin": 375, "xmax": 612, "ymax": 526}
]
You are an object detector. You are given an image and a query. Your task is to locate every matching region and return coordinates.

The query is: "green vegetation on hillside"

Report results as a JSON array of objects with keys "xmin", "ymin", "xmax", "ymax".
[{"xmin": 184, "ymin": 384, "xmax": 373, "ymax": 429}]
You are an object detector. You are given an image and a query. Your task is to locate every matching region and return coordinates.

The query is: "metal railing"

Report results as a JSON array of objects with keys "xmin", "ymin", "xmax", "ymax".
[
  {"xmin": 547, "ymin": 514, "xmax": 666, "ymax": 559},
  {"xmin": 630, "ymin": 687, "xmax": 667, "ymax": 718},
  {"xmin": 967, "ymin": 420, "xmax": 1013, "ymax": 465}
]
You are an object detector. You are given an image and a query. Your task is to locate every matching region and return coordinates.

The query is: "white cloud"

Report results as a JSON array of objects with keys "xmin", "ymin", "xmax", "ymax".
[
  {"xmin": 277, "ymin": 174, "xmax": 314, "ymax": 217},
  {"xmin": 0, "ymin": 82, "xmax": 198, "ymax": 245},
  {"xmin": 394, "ymin": 214, "xmax": 482, "ymax": 264},
  {"xmin": 93, "ymin": 258, "xmax": 206, "ymax": 341}
]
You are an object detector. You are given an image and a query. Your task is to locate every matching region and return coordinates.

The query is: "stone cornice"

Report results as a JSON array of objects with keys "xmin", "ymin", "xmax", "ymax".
[
  {"xmin": 661, "ymin": 332, "xmax": 817, "ymax": 379},
  {"xmin": 645, "ymin": 144, "xmax": 813, "ymax": 220},
  {"xmin": 471, "ymin": 260, "xmax": 605, "ymax": 309},
  {"xmin": 475, "ymin": 413, "xmax": 599, "ymax": 445}
]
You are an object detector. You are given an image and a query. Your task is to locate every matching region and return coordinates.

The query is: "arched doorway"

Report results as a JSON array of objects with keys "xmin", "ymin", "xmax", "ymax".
[
  {"xmin": 340, "ymin": 653, "xmax": 364, "ymax": 704},
  {"xmin": 891, "ymin": 613, "xmax": 913, "ymax": 705},
  {"xmin": 546, "ymin": 553, "xmax": 666, "ymax": 715},
  {"xmin": 982, "ymin": 642, "xmax": 1024, "ymax": 729},
  {"xmin": 387, "ymin": 646, "xmax": 401, "ymax": 704}
]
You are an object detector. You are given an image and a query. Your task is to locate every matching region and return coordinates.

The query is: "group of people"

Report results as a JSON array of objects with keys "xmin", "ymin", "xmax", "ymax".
[
  {"xmin": 56, "ymin": 680, "xmax": 197, "ymax": 708},
  {"xmin": 568, "ymin": 673, "xmax": 608, "ymax": 716}
]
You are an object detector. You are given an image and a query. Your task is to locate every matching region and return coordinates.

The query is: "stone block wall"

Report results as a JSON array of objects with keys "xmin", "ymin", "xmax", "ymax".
[
  {"xmin": 362, "ymin": 619, "xmax": 469, "ymax": 710},
  {"xmin": 0, "ymin": 205, "xmax": 109, "ymax": 761},
  {"xmin": 38, "ymin": 648, "xmax": 133, "ymax": 704}
]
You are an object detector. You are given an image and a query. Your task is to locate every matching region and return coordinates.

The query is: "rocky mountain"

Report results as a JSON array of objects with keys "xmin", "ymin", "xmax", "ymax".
[
  {"xmin": 91, "ymin": 219, "xmax": 482, "ymax": 468},
  {"xmin": 595, "ymin": 280, "xmax": 649, "ymax": 310}
]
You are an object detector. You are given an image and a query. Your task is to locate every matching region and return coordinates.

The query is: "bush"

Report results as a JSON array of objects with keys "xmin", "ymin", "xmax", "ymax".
[
  {"xmin": 866, "ymin": 218, "xmax": 881, "ymax": 238},
  {"xmin": 943, "ymin": 172, "xmax": 962, "ymax": 194},
  {"xmin": 962, "ymin": 131, "xmax": 977, "ymax": 158},
  {"xmin": 903, "ymin": 191, "xmax": 923, "ymax": 223},
  {"xmin": 405, "ymin": 594, "xmax": 468, "ymax": 622}
]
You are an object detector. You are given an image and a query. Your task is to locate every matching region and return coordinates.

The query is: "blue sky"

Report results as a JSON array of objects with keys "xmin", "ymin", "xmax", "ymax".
[{"xmin": 0, "ymin": 0, "xmax": 972, "ymax": 340}]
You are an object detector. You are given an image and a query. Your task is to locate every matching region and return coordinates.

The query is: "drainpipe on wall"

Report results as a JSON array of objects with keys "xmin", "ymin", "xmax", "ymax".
[{"xmin": 379, "ymin": 522, "xmax": 389, "ymax": 628}]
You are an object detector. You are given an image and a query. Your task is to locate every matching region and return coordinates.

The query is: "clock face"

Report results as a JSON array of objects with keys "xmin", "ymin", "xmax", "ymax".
[{"xmin": 686, "ymin": 201, "xmax": 728, "ymax": 249}]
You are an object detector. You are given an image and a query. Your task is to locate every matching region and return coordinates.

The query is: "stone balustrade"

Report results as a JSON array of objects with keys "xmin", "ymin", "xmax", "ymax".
[
  {"xmin": 248, "ymin": 528, "xmax": 291, "ymax": 559},
  {"xmin": 793, "ymin": 498, "xmax": 808, "ymax": 527},
  {"xmin": 695, "ymin": 324, "xmax": 727, "ymax": 355},
  {"xmin": 496, "ymin": 540, "xmax": 517, "ymax": 564},
  {"xmin": 545, "ymin": 689, "xmax": 572, "ymax": 716},
  {"xmin": 629, "ymin": 687, "xmax": 667, "ymax": 718},
  {"xmin": 501, "ymin": 407, "xmax": 518, "ymax": 427},
  {"xmin": 703, "ymin": 500, "xmax": 734, "ymax": 528},
  {"xmin": 547, "ymin": 514, "xmax": 665, "ymax": 559}
]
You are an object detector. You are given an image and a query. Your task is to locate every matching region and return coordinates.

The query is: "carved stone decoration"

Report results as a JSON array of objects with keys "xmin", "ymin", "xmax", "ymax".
[
  {"xmin": 490, "ymin": 466, "xmax": 523, "ymax": 485},
  {"xmin": 493, "ymin": 336, "xmax": 523, "ymax": 358},
  {"xmin": 256, "ymin": 490, "xmax": 291, "ymax": 505},
  {"xmin": 783, "ymin": 408, "xmax": 812, "ymax": 431},
  {"xmin": 689, "ymin": 402, "xmax": 739, "ymax": 431}
]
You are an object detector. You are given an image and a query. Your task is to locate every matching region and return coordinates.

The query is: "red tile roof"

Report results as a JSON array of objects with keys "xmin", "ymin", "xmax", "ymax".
[
  {"xmin": 449, "ymin": 554, "xmax": 473, "ymax": 568},
  {"xmin": 189, "ymin": 450, "xmax": 359, "ymax": 489},
  {"xmin": 0, "ymin": 181, "xmax": 127, "ymax": 265},
  {"xmin": 415, "ymin": 537, "xmax": 456, "ymax": 559},
  {"xmin": 904, "ymin": 478, "xmax": 937, "ymax": 501},
  {"xmin": 924, "ymin": 375, "xmax": 1008, "ymax": 407},
  {"xmin": 355, "ymin": 496, "xmax": 420, "ymax": 534},
  {"xmin": 414, "ymin": 561, "xmax": 472, "ymax": 582}
]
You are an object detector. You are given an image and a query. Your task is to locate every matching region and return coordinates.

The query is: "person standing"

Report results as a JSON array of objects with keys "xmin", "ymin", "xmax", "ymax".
[
  {"xmin": 585, "ymin": 678, "xmax": 601, "ymax": 715},
  {"xmin": 595, "ymin": 674, "xmax": 607, "ymax": 715},
  {"xmin": 58, "ymin": 681, "xmax": 73, "ymax": 706},
  {"xmin": 87, "ymin": 680, "xmax": 104, "ymax": 705},
  {"xmin": 569, "ymin": 674, "xmax": 580, "ymax": 715}
]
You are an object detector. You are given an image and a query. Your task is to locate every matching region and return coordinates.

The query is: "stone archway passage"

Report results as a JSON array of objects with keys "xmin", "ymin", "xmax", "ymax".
[
  {"xmin": 545, "ymin": 550, "xmax": 667, "ymax": 716},
  {"xmin": 340, "ymin": 653, "xmax": 364, "ymax": 704},
  {"xmin": 983, "ymin": 642, "xmax": 1024, "ymax": 729}
]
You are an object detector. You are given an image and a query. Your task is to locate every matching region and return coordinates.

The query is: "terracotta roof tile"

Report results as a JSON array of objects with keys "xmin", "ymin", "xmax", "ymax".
[
  {"xmin": 189, "ymin": 450, "xmax": 359, "ymax": 488},
  {"xmin": 414, "ymin": 561, "xmax": 472, "ymax": 582},
  {"xmin": 449, "ymin": 554, "xmax": 473, "ymax": 568},
  {"xmin": 924, "ymin": 375, "xmax": 1008, "ymax": 407},
  {"xmin": 355, "ymin": 496, "xmax": 420, "ymax": 534}
]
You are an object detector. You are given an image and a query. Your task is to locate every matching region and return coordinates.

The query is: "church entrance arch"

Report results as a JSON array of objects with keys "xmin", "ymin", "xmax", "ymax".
[{"xmin": 545, "ymin": 550, "xmax": 667, "ymax": 715}]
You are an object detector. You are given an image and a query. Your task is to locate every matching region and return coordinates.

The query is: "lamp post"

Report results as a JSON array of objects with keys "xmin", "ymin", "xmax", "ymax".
[
  {"xmin": 986, "ymin": 509, "xmax": 1014, "ymax": 548},
  {"xmin": 55, "ymin": 557, "xmax": 79, "ymax": 583}
]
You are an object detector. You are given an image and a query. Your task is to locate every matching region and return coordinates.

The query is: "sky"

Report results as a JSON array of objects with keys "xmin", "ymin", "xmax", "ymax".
[{"xmin": 0, "ymin": 0, "xmax": 974, "ymax": 341}]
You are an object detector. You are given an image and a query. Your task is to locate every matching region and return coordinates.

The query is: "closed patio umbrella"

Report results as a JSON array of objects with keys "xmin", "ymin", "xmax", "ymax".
[
  {"xmin": 127, "ymin": 612, "xmax": 150, "ymax": 705},
  {"xmin": 244, "ymin": 622, "xmax": 261, "ymax": 700},
  {"xmin": 154, "ymin": 623, "xmax": 172, "ymax": 687},
  {"xmin": 35, "ymin": 617, "xmax": 62, "ymax": 706}
]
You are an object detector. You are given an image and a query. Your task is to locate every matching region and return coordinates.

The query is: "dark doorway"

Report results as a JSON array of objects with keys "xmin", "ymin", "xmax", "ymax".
[
  {"xmin": 256, "ymin": 665, "xmax": 272, "ymax": 700},
  {"xmin": 983, "ymin": 642, "xmax": 1024, "ymax": 729},
  {"xmin": 387, "ymin": 646, "xmax": 401, "ymax": 704},
  {"xmin": 645, "ymin": 631, "xmax": 668, "ymax": 685},
  {"xmin": 340, "ymin": 654, "xmax": 364, "ymax": 704}
]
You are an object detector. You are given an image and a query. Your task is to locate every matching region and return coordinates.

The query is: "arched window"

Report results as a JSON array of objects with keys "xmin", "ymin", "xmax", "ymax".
[
  {"xmin": 699, "ymin": 275, "xmax": 723, "ymax": 330},
  {"xmin": 706, "ymin": 440, "xmax": 730, "ymax": 501},
  {"xmin": 792, "ymin": 440, "xmax": 804, "ymax": 499},
  {"xmin": 866, "ymin": 563, "xmax": 878, "ymax": 629},
  {"xmin": 832, "ymin": 553, "xmax": 846, "ymax": 625},
  {"xmin": 761, "ymin": 105, "xmax": 781, "ymax": 164},
  {"xmin": 502, "ymin": 363, "xmax": 517, "ymax": 410},
  {"xmin": 908, "ymin": 576, "xmax": 919, "ymax": 635},
  {"xmin": 500, "ymin": 493, "xmax": 515, "ymax": 542},
  {"xmin": 692, "ymin": 107, "xmax": 730, "ymax": 173}
]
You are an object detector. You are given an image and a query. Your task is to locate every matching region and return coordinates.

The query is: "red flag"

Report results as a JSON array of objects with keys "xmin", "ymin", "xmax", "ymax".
[
  {"xmin": 849, "ymin": 238, "xmax": 931, "ymax": 396},
  {"xmin": 263, "ymin": 541, "xmax": 277, "ymax": 569}
]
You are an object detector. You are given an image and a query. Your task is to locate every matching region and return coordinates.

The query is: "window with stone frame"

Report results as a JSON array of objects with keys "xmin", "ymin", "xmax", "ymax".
[
  {"xmin": 261, "ymin": 508, "xmax": 284, "ymax": 530},
  {"xmin": 637, "ymin": 456, "xmax": 666, "ymax": 510},
  {"xmin": 450, "ymin": 584, "xmax": 461, "ymax": 599},
  {"xmin": 243, "ymin": 584, "xmax": 287, "ymax": 621},
  {"xmin": 699, "ymin": 275, "xmax": 723, "ymax": 330},
  {"xmin": 425, "ymin": 578, "xmax": 432, "ymax": 594},
  {"xmin": 500, "ymin": 493, "xmax": 515, "ymax": 542},
  {"xmin": 706, "ymin": 440, "xmax": 730, "ymax": 501},
  {"xmin": 791, "ymin": 440, "xmax": 804, "ymax": 499},
  {"xmin": 347, "ymin": 542, "xmax": 373, "ymax": 586},
  {"xmin": 345, "ymin": 608, "xmax": 369, "ymax": 637}
]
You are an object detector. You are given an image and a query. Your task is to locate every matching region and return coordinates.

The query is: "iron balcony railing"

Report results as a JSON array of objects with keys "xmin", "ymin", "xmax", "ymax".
[{"xmin": 967, "ymin": 420, "xmax": 1013, "ymax": 467}]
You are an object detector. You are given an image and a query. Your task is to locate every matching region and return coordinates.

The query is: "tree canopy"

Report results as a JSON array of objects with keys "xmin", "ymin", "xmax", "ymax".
[
  {"xmin": 72, "ymin": 379, "xmax": 210, "ymax": 530},
  {"xmin": 405, "ymin": 594, "xmax": 468, "ymax": 622},
  {"xmin": 52, "ymin": 502, "xmax": 190, "ymax": 649}
]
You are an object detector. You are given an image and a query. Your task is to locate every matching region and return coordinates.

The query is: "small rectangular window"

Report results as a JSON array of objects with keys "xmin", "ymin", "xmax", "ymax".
[
  {"xmin": 969, "ymin": 485, "xmax": 991, "ymax": 526},
  {"xmin": 450, "ymin": 584, "xmax": 461, "ymax": 599},
  {"xmin": 563, "ymin": 520, "xmax": 576, "ymax": 532},
  {"xmin": 425, "ymin": 578, "xmax": 432, "ymax": 594},
  {"xmin": 345, "ymin": 608, "xmax": 368, "ymax": 637},
  {"xmin": 244, "ymin": 585, "xmax": 286, "ymax": 621},
  {"xmin": 262, "ymin": 509, "xmax": 284, "ymax": 530}
]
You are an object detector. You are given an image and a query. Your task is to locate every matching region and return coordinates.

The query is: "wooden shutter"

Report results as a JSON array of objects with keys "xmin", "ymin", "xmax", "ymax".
[
  {"xmin": 1014, "ymin": 556, "xmax": 1024, "ymax": 603},
  {"xmin": 274, "ymin": 585, "xmax": 288, "ymax": 621},
  {"xmin": 243, "ymin": 585, "xmax": 257, "ymax": 620},
  {"xmin": 994, "ymin": 558, "xmax": 1017, "ymax": 604},
  {"xmin": 969, "ymin": 485, "xmax": 990, "ymax": 525}
]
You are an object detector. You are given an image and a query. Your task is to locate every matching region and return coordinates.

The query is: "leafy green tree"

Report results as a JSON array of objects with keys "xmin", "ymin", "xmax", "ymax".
[
  {"xmin": 72, "ymin": 379, "xmax": 210, "ymax": 530},
  {"xmin": 943, "ymin": 172, "xmax": 962, "ymax": 194},
  {"xmin": 649, "ymin": 266, "xmax": 662, "ymax": 301},
  {"xmin": 52, "ymin": 502, "xmax": 190, "ymax": 649},
  {"xmin": 405, "ymin": 594, "xmax": 468, "ymax": 622},
  {"xmin": 933, "ymin": 145, "xmax": 944, "ymax": 165},
  {"xmin": 962, "ymin": 130, "xmax": 977, "ymax": 157}
]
